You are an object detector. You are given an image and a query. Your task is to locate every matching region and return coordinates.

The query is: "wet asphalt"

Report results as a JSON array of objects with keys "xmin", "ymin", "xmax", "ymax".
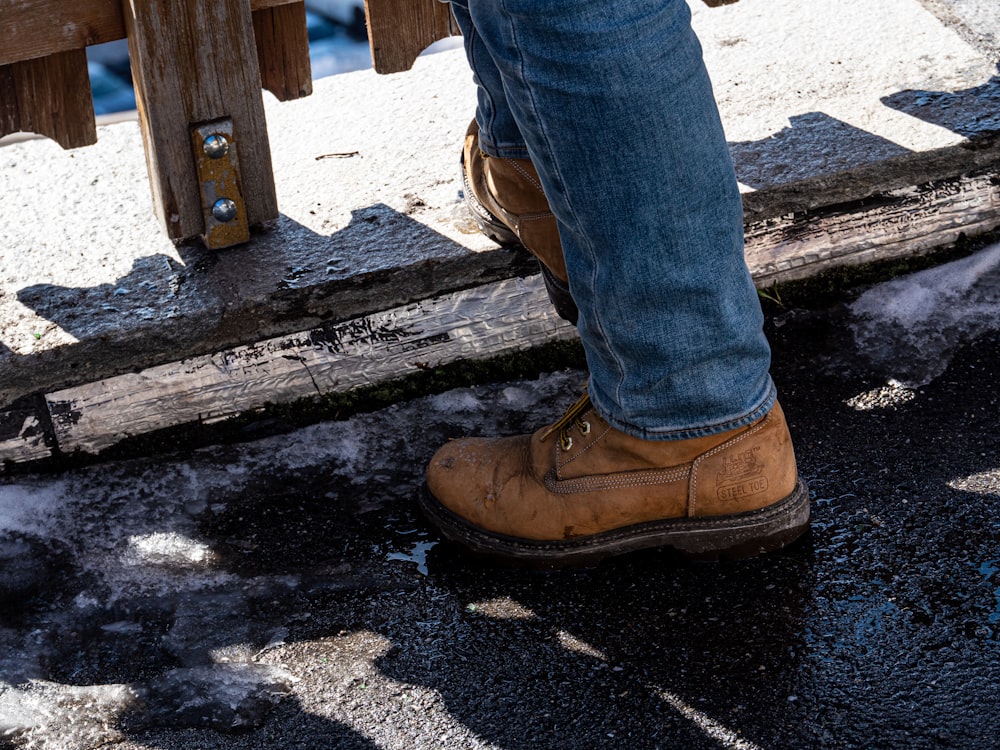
[
  {"xmin": 2, "ymin": 274, "xmax": 999, "ymax": 749},
  {"xmin": 4, "ymin": 2, "xmax": 1000, "ymax": 745}
]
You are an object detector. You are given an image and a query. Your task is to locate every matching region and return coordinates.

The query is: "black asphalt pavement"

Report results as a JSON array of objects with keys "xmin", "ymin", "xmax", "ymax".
[{"xmin": 2, "ymin": 252, "xmax": 999, "ymax": 749}]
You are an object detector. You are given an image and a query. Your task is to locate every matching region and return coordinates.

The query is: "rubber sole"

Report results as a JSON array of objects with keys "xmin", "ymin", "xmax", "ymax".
[{"xmin": 419, "ymin": 480, "xmax": 811, "ymax": 569}]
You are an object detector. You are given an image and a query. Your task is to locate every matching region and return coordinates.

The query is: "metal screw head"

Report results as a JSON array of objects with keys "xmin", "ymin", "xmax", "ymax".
[
  {"xmin": 203, "ymin": 134, "xmax": 230, "ymax": 159},
  {"xmin": 212, "ymin": 198, "xmax": 238, "ymax": 223}
]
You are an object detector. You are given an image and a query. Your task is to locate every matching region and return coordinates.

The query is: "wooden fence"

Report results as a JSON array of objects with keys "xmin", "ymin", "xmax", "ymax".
[
  {"xmin": 2, "ymin": 0, "xmax": 313, "ymax": 248},
  {"xmin": 2, "ymin": 0, "xmax": 739, "ymax": 248}
]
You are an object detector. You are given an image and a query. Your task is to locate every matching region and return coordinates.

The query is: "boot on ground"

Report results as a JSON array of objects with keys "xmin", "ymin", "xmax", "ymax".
[{"xmin": 422, "ymin": 392, "xmax": 809, "ymax": 567}]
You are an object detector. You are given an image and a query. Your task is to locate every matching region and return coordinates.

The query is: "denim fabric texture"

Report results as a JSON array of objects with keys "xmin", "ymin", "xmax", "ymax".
[{"xmin": 450, "ymin": 0, "xmax": 776, "ymax": 440}]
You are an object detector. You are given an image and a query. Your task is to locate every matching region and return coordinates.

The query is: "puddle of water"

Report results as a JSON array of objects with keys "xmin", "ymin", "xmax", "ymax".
[{"xmin": 387, "ymin": 540, "xmax": 438, "ymax": 576}]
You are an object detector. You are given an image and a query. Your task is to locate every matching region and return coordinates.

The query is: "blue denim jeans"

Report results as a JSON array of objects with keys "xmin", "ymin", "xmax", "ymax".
[{"xmin": 450, "ymin": 0, "xmax": 775, "ymax": 440}]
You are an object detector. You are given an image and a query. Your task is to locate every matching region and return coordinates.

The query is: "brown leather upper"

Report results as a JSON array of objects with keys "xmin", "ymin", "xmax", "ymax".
[
  {"xmin": 463, "ymin": 121, "xmax": 568, "ymax": 282},
  {"xmin": 426, "ymin": 399, "xmax": 799, "ymax": 541}
]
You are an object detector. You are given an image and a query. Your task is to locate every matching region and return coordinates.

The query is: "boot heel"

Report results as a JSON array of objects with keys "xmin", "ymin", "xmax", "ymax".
[{"xmin": 668, "ymin": 480, "xmax": 811, "ymax": 561}]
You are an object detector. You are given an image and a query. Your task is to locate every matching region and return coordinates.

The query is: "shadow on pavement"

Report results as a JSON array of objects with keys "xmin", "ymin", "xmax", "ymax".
[
  {"xmin": 729, "ymin": 111, "xmax": 912, "ymax": 189},
  {"xmin": 882, "ymin": 66, "xmax": 1000, "ymax": 139},
  {"xmin": 6, "ymin": 202, "xmax": 519, "ymax": 406}
]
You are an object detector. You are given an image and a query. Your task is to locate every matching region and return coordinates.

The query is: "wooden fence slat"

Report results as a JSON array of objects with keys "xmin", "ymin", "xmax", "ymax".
[
  {"xmin": 122, "ymin": 0, "xmax": 278, "ymax": 240},
  {"xmin": 0, "ymin": 49, "xmax": 96, "ymax": 149},
  {"xmin": 252, "ymin": 2, "xmax": 313, "ymax": 102},
  {"xmin": 0, "ymin": 0, "xmax": 305, "ymax": 67},
  {"xmin": 364, "ymin": 0, "xmax": 460, "ymax": 74}
]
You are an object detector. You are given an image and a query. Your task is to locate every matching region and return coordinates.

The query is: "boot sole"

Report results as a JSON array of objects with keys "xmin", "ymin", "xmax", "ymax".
[{"xmin": 419, "ymin": 480, "xmax": 810, "ymax": 568}]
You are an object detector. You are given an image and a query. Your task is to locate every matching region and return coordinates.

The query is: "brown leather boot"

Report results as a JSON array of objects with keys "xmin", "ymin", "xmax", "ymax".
[
  {"xmin": 422, "ymin": 392, "xmax": 809, "ymax": 567},
  {"xmin": 461, "ymin": 120, "xmax": 578, "ymax": 324}
]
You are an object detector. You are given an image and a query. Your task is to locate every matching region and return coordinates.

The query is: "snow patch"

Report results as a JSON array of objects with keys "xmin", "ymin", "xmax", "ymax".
[
  {"xmin": 850, "ymin": 242, "xmax": 1000, "ymax": 386},
  {"xmin": 125, "ymin": 532, "xmax": 217, "ymax": 567},
  {"xmin": 0, "ymin": 481, "xmax": 67, "ymax": 537},
  {"xmin": 428, "ymin": 390, "xmax": 483, "ymax": 413}
]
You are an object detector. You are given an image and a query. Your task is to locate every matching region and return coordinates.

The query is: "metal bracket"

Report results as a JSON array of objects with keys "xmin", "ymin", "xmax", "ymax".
[{"xmin": 191, "ymin": 118, "xmax": 250, "ymax": 249}]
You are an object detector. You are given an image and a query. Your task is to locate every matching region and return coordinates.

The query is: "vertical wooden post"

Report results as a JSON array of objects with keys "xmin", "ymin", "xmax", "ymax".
[
  {"xmin": 122, "ymin": 0, "xmax": 278, "ymax": 245},
  {"xmin": 253, "ymin": 2, "xmax": 313, "ymax": 102},
  {"xmin": 0, "ymin": 49, "xmax": 97, "ymax": 149}
]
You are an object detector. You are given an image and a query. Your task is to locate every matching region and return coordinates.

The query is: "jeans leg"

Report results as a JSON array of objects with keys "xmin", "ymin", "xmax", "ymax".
[
  {"xmin": 464, "ymin": 0, "xmax": 774, "ymax": 440},
  {"xmin": 449, "ymin": 0, "xmax": 528, "ymax": 158}
]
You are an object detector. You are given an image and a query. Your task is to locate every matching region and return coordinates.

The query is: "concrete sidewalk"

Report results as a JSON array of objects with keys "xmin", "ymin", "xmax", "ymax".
[{"xmin": 3, "ymin": 0, "xmax": 1000, "ymax": 466}]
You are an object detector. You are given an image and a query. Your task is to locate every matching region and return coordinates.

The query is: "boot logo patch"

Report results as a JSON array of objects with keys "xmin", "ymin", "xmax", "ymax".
[{"xmin": 716, "ymin": 447, "xmax": 768, "ymax": 502}]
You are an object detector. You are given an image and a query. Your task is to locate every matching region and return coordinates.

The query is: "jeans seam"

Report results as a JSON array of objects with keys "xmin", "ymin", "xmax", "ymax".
[{"xmin": 495, "ymin": 0, "xmax": 627, "ymax": 406}]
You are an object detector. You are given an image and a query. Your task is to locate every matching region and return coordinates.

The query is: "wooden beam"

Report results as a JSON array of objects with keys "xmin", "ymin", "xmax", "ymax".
[
  {"xmin": 744, "ymin": 168, "xmax": 1000, "ymax": 284},
  {"xmin": 0, "ymin": 0, "xmax": 304, "ymax": 67},
  {"xmin": 364, "ymin": 0, "xmax": 460, "ymax": 74},
  {"xmin": 122, "ymin": 0, "xmax": 278, "ymax": 241},
  {"xmin": 39, "ymin": 276, "xmax": 575, "ymax": 457},
  {"xmin": 0, "ymin": 49, "xmax": 96, "ymax": 149}
]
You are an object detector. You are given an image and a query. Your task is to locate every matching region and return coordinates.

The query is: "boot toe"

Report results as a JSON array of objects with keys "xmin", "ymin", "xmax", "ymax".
[{"xmin": 425, "ymin": 435, "xmax": 535, "ymax": 535}]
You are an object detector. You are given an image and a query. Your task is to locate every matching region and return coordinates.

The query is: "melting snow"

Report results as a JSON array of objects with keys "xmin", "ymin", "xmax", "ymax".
[
  {"xmin": 0, "ymin": 370, "xmax": 581, "ymax": 748},
  {"xmin": 125, "ymin": 532, "xmax": 217, "ymax": 566},
  {"xmin": 850, "ymin": 241, "xmax": 1000, "ymax": 386}
]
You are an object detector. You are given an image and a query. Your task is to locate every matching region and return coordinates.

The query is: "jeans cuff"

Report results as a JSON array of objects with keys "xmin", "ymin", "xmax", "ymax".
[{"xmin": 589, "ymin": 381, "xmax": 778, "ymax": 442}]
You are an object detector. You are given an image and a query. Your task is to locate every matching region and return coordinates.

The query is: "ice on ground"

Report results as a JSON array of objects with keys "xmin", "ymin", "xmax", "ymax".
[
  {"xmin": 849, "ymin": 242, "xmax": 1000, "ymax": 386},
  {"xmin": 428, "ymin": 390, "xmax": 483, "ymax": 413},
  {"xmin": 133, "ymin": 664, "xmax": 297, "ymax": 733},
  {"xmin": 0, "ymin": 370, "xmax": 583, "ymax": 746},
  {"xmin": 0, "ymin": 482, "xmax": 66, "ymax": 537},
  {"xmin": 125, "ymin": 531, "xmax": 217, "ymax": 567},
  {"xmin": 0, "ymin": 666, "xmax": 295, "ymax": 749},
  {"xmin": 0, "ymin": 681, "xmax": 137, "ymax": 750}
]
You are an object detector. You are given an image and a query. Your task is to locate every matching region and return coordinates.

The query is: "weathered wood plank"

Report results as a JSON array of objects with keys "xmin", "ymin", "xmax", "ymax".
[
  {"xmin": 252, "ymin": 2, "xmax": 313, "ymax": 102},
  {"xmin": 364, "ymin": 0, "xmax": 460, "ymax": 74},
  {"xmin": 123, "ymin": 0, "xmax": 278, "ymax": 240},
  {"xmin": 360, "ymin": 0, "xmax": 734, "ymax": 74},
  {"xmin": 43, "ymin": 275, "xmax": 575, "ymax": 456},
  {"xmin": 0, "ymin": 0, "xmax": 305, "ymax": 66},
  {"xmin": 0, "ymin": 49, "xmax": 96, "ymax": 149},
  {"xmin": 744, "ymin": 170, "xmax": 1000, "ymax": 284},
  {"xmin": 0, "ymin": 403, "xmax": 51, "ymax": 468}
]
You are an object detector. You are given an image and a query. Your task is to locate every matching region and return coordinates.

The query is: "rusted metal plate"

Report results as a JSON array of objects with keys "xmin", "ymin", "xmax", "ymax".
[
  {"xmin": 123, "ymin": 0, "xmax": 277, "ymax": 240},
  {"xmin": 191, "ymin": 119, "xmax": 250, "ymax": 248}
]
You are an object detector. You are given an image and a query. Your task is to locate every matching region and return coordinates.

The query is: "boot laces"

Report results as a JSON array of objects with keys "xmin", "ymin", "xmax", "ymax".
[{"xmin": 540, "ymin": 392, "xmax": 593, "ymax": 451}]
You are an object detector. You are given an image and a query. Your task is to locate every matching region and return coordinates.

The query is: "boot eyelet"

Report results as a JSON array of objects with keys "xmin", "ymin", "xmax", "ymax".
[
  {"xmin": 578, "ymin": 420, "xmax": 591, "ymax": 436},
  {"xmin": 560, "ymin": 434, "xmax": 573, "ymax": 451}
]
